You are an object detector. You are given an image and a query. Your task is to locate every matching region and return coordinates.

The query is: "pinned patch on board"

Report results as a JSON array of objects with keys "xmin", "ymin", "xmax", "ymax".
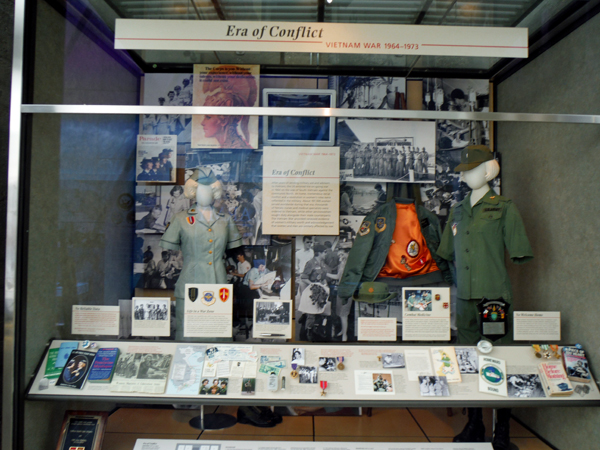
[{"xmin": 187, "ymin": 216, "xmax": 195, "ymax": 225}]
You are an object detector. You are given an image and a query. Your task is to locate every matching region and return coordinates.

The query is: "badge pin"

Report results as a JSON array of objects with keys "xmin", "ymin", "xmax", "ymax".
[
  {"xmin": 291, "ymin": 363, "xmax": 298, "ymax": 379},
  {"xmin": 187, "ymin": 216, "xmax": 195, "ymax": 225},
  {"xmin": 320, "ymin": 380, "xmax": 328, "ymax": 396},
  {"xmin": 337, "ymin": 357, "xmax": 345, "ymax": 371}
]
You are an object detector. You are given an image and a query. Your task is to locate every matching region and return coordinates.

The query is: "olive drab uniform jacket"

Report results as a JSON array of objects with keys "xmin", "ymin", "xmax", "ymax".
[
  {"xmin": 437, "ymin": 190, "xmax": 533, "ymax": 301},
  {"xmin": 338, "ymin": 199, "xmax": 452, "ymax": 300}
]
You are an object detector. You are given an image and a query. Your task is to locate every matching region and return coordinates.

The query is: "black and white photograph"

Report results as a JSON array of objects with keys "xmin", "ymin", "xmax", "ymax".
[
  {"xmin": 298, "ymin": 365, "xmax": 318, "ymax": 384},
  {"xmin": 340, "ymin": 182, "xmax": 388, "ymax": 216},
  {"xmin": 131, "ymin": 297, "xmax": 172, "ymax": 337},
  {"xmin": 142, "ymin": 73, "xmax": 193, "ymax": 144},
  {"xmin": 418, "ymin": 376, "xmax": 450, "ymax": 397},
  {"xmin": 113, "ymin": 353, "xmax": 140, "ymax": 380},
  {"xmin": 135, "ymin": 185, "xmax": 191, "ymax": 234},
  {"xmin": 134, "ymin": 234, "xmax": 182, "ymax": 290},
  {"xmin": 319, "ymin": 357, "xmax": 337, "ymax": 372},
  {"xmin": 338, "ymin": 119, "xmax": 436, "ymax": 183},
  {"xmin": 382, "ymin": 353, "xmax": 405, "ymax": 369},
  {"xmin": 373, "ymin": 373, "xmax": 394, "ymax": 393},
  {"xmin": 227, "ymin": 244, "xmax": 292, "ymax": 335},
  {"xmin": 507, "ymin": 374, "xmax": 546, "ymax": 398},
  {"xmin": 254, "ymin": 301, "xmax": 290, "ymax": 325},
  {"xmin": 295, "ymin": 234, "xmax": 352, "ymax": 342},
  {"xmin": 420, "ymin": 149, "xmax": 500, "ymax": 229},
  {"xmin": 456, "ymin": 348, "xmax": 479, "ymax": 374},
  {"xmin": 217, "ymin": 180, "xmax": 270, "ymax": 246},
  {"xmin": 331, "ymin": 76, "xmax": 406, "ymax": 111},
  {"xmin": 422, "ymin": 78, "xmax": 489, "ymax": 150},
  {"xmin": 133, "ymin": 298, "xmax": 170, "ymax": 321},
  {"xmin": 291, "ymin": 348, "xmax": 305, "ymax": 365},
  {"xmin": 404, "ymin": 289, "xmax": 433, "ymax": 312},
  {"xmin": 136, "ymin": 353, "xmax": 173, "ymax": 380}
]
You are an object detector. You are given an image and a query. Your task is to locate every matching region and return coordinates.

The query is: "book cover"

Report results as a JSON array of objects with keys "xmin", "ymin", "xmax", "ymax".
[
  {"xmin": 479, "ymin": 355, "xmax": 507, "ymax": 397},
  {"xmin": 562, "ymin": 346, "xmax": 591, "ymax": 383},
  {"xmin": 54, "ymin": 342, "xmax": 79, "ymax": 368},
  {"xmin": 55, "ymin": 350, "xmax": 96, "ymax": 389},
  {"xmin": 88, "ymin": 348, "xmax": 120, "ymax": 383},
  {"xmin": 539, "ymin": 362, "xmax": 574, "ymax": 396},
  {"xmin": 430, "ymin": 347, "xmax": 462, "ymax": 383},
  {"xmin": 44, "ymin": 348, "xmax": 63, "ymax": 379}
]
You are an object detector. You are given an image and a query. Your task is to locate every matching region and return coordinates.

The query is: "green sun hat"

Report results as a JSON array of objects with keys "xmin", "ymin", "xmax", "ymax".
[
  {"xmin": 352, "ymin": 282, "xmax": 396, "ymax": 303},
  {"xmin": 454, "ymin": 145, "xmax": 494, "ymax": 172}
]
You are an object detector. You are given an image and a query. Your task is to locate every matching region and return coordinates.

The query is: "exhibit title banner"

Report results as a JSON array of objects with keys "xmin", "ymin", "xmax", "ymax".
[{"xmin": 115, "ymin": 20, "xmax": 528, "ymax": 58}]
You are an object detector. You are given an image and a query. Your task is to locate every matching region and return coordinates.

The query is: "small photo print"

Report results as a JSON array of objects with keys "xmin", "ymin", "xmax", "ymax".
[
  {"xmin": 382, "ymin": 353, "xmax": 405, "ymax": 368},
  {"xmin": 456, "ymin": 348, "xmax": 479, "ymax": 374},
  {"xmin": 136, "ymin": 135, "xmax": 177, "ymax": 183},
  {"xmin": 133, "ymin": 298, "xmax": 170, "ymax": 321},
  {"xmin": 373, "ymin": 373, "xmax": 394, "ymax": 393},
  {"xmin": 507, "ymin": 374, "xmax": 545, "ymax": 398},
  {"xmin": 404, "ymin": 289, "xmax": 433, "ymax": 312},
  {"xmin": 319, "ymin": 357, "xmax": 337, "ymax": 372},
  {"xmin": 298, "ymin": 366, "xmax": 318, "ymax": 384},
  {"xmin": 419, "ymin": 376, "xmax": 450, "ymax": 397},
  {"xmin": 255, "ymin": 301, "xmax": 290, "ymax": 325},
  {"xmin": 291, "ymin": 348, "xmax": 305, "ymax": 365},
  {"xmin": 241, "ymin": 378, "xmax": 256, "ymax": 395},
  {"xmin": 200, "ymin": 378, "xmax": 228, "ymax": 395}
]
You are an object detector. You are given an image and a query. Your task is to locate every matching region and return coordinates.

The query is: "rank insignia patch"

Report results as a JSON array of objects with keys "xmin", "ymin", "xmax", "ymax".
[
  {"xmin": 358, "ymin": 221, "xmax": 371, "ymax": 236},
  {"xmin": 375, "ymin": 217, "xmax": 386, "ymax": 233},
  {"xmin": 202, "ymin": 291, "xmax": 216, "ymax": 306},
  {"xmin": 187, "ymin": 217, "xmax": 195, "ymax": 225},
  {"xmin": 407, "ymin": 240, "xmax": 419, "ymax": 257}
]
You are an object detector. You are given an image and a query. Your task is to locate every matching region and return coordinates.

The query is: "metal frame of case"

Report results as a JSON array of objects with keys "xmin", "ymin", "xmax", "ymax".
[{"xmin": 5, "ymin": 1, "xmax": 600, "ymax": 449}]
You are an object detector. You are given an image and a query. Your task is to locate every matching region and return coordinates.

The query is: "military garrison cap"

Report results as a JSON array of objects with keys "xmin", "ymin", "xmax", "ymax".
[
  {"xmin": 189, "ymin": 167, "xmax": 218, "ymax": 185},
  {"xmin": 454, "ymin": 145, "xmax": 494, "ymax": 172}
]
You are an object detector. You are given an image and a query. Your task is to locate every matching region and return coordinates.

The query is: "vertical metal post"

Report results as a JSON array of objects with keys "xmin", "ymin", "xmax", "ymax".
[{"xmin": 3, "ymin": 0, "xmax": 26, "ymax": 448}]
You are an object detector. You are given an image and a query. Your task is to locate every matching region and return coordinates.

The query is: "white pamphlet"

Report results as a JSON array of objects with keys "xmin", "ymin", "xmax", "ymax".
[
  {"xmin": 479, "ymin": 355, "xmax": 507, "ymax": 397},
  {"xmin": 405, "ymin": 349, "xmax": 434, "ymax": 381}
]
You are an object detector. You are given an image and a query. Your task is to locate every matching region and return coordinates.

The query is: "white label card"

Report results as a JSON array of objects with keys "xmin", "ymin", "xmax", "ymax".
[{"xmin": 513, "ymin": 311, "xmax": 561, "ymax": 341}]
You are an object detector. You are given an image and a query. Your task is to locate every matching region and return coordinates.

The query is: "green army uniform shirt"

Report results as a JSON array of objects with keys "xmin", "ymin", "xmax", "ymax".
[
  {"xmin": 437, "ymin": 189, "xmax": 533, "ymax": 301},
  {"xmin": 160, "ymin": 204, "xmax": 242, "ymax": 299}
]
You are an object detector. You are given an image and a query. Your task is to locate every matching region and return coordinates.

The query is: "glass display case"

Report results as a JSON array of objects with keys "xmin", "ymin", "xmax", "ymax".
[{"xmin": 5, "ymin": 1, "xmax": 600, "ymax": 449}]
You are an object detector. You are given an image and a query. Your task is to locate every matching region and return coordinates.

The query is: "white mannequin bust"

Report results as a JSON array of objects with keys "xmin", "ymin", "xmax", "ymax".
[
  {"xmin": 461, "ymin": 159, "xmax": 500, "ymax": 207},
  {"xmin": 183, "ymin": 175, "xmax": 224, "ymax": 222}
]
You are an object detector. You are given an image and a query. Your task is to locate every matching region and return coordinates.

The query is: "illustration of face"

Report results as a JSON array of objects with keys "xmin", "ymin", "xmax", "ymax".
[{"xmin": 201, "ymin": 115, "xmax": 225, "ymax": 138}]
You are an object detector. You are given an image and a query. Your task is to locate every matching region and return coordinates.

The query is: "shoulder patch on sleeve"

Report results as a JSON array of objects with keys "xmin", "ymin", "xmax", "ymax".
[{"xmin": 358, "ymin": 221, "xmax": 371, "ymax": 236}]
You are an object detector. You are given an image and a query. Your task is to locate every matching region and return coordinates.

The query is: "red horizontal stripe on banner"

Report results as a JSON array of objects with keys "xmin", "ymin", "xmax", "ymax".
[{"xmin": 422, "ymin": 44, "xmax": 527, "ymax": 49}]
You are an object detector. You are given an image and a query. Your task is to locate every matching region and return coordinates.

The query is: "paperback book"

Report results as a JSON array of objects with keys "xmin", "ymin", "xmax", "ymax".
[
  {"xmin": 88, "ymin": 348, "xmax": 120, "ymax": 383},
  {"xmin": 55, "ymin": 350, "xmax": 96, "ymax": 389}
]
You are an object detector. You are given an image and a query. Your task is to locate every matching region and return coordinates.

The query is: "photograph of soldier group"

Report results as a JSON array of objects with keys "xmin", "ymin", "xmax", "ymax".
[
  {"xmin": 342, "ymin": 139, "xmax": 433, "ymax": 183},
  {"xmin": 133, "ymin": 300, "xmax": 169, "ymax": 321},
  {"xmin": 142, "ymin": 74, "xmax": 193, "ymax": 140}
]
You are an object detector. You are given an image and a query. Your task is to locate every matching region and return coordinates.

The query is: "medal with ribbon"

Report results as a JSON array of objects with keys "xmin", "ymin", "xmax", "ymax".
[
  {"xmin": 541, "ymin": 344, "xmax": 551, "ymax": 359},
  {"xmin": 532, "ymin": 344, "xmax": 542, "ymax": 358},
  {"xmin": 320, "ymin": 380, "xmax": 328, "ymax": 396},
  {"xmin": 337, "ymin": 357, "xmax": 345, "ymax": 370},
  {"xmin": 290, "ymin": 363, "xmax": 298, "ymax": 379},
  {"xmin": 549, "ymin": 344, "xmax": 560, "ymax": 359}
]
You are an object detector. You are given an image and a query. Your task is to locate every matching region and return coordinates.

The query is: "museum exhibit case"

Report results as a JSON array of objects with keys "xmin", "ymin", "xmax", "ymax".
[{"xmin": 5, "ymin": 0, "xmax": 600, "ymax": 449}]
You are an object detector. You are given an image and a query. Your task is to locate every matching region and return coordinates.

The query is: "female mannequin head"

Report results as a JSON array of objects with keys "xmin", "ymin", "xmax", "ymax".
[{"xmin": 183, "ymin": 167, "xmax": 223, "ymax": 206}]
